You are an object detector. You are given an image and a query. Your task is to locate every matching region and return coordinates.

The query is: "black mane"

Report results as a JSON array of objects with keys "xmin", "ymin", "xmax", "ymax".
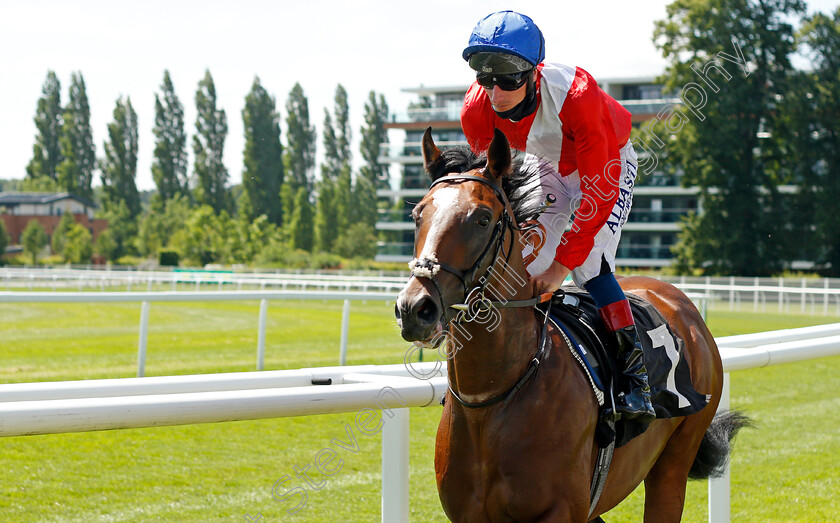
[{"xmin": 425, "ymin": 146, "xmax": 547, "ymax": 224}]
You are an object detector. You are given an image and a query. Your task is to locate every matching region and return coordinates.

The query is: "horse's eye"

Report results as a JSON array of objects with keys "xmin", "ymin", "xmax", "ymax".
[{"xmin": 477, "ymin": 215, "xmax": 491, "ymax": 228}]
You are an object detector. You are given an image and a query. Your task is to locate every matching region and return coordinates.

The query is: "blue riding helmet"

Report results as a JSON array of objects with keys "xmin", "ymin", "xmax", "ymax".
[{"xmin": 462, "ymin": 11, "xmax": 545, "ymax": 73}]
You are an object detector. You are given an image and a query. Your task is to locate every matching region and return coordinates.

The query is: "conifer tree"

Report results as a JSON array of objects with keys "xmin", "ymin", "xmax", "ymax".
[
  {"xmin": 152, "ymin": 70, "xmax": 189, "ymax": 205},
  {"xmin": 315, "ymin": 107, "xmax": 340, "ymax": 252},
  {"xmin": 283, "ymin": 83, "xmax": 316, "ymax": 192},
  {"xmin": 334, "ymin": 85, "xmax": 351, "ymax": 169},
  {"xmin": 57, "ymin": 72, "xmax": 95, "ymax": 199},
  {"xmin": 100, "ymin": 96, "xmax": 140, "ymax": 218},
  {"xmin": 26, "ymin": 71, "xmax": 64, "ymax": 183},
  {"xmin": 289, "ymin": 186, "xmax": 314, "ymax": 252},
  {"xmin": 360, "ymin": 91, "xmax": 390, "ymax": 190},
  {"xmin": 314, "ymin": 178, "xmax": 338, "ymax": 252},
  {"xmin": 193, "ymin": 70, "xmax": 230, "ymax": 214},
  {"xmin": 242, "ymin": 77, "xmax": 284, "ymax": 224}
]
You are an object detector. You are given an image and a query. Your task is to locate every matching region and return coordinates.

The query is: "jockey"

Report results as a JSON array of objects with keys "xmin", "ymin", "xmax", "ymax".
[{"xmin": 460, "ymin": 11, "xmax": 655, "ymax": 423}]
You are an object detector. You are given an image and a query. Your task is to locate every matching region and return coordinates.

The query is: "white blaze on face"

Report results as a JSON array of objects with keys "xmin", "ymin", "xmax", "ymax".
[{"xmin": 418, "ymin": 186, "xmax": 465, "ymax": 262}]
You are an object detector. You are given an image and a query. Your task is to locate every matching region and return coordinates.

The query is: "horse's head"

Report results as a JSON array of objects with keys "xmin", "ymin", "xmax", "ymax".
[{"xmin": 395, "ymin": 127, "xmax": 519, "ymax": 343}]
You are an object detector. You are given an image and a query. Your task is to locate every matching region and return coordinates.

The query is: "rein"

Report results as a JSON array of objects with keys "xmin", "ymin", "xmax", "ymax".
[{"xmin": 408, "ymin": 172, "xmax": 553, "ymax": 409}]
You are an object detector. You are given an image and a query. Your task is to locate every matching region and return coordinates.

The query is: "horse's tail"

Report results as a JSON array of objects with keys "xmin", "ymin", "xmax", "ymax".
[{"xmin": 688, "ymin": 410, "xmax": 752, "ymax": 480}]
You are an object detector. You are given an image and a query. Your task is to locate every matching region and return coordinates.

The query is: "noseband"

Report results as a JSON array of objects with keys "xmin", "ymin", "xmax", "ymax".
[
  {"xmin": 409, "ymin": 173, "xmax": 516, "ymax": 325},
  {"xmin": 407, "ymin": 172, "xmax": 555, "ymax": 409}
]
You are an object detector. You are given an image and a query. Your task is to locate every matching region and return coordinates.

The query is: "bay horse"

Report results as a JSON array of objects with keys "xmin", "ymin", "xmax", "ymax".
[{"xmin": 395, "ymin": 128, "xmax": 748, "ymax": 522}]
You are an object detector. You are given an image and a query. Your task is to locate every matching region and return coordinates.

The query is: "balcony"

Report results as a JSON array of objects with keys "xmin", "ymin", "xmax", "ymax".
[
  {"xmin": 627, "ymin": 209, "xmax": 692, "ymax": 224},
  {"xmin": 376, "ymin": 209, "xmax": 415, "ymax": 231},
  {"xmin": 388, "ymin": 106, "xmax": 463, "ymax": 124},
  {"xmin": 378, "ymin": 141, "xmax": 466, "ymax": 164},
  {"xmin": 375, "ymin": 242, "xmax": 415, "ymax": 262},
  {"xmin": 620, "ymin": 98, "xmax": 683, "ymax": 116},
  {"xmin": 616, "ymin": 244, "xmax": 674, "ymax": 260}
]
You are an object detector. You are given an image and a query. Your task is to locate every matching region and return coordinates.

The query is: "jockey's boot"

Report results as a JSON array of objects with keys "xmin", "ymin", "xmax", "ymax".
[
  {"xmin": 599, "ymin": 300, "xmax": 656, "ymax": 424},
  {"xmin": 612, "ymin": 323, "xmax": 656, "ymax": 424}
]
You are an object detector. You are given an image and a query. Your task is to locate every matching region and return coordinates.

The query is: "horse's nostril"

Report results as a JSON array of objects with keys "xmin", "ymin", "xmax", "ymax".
[
  {"xmin": 394, "ymin": 303, "xmax": 401, "ymax": 320},
  {"xmin": 416, "ymin": 297, "xmax": 439, "ymax": 325}
]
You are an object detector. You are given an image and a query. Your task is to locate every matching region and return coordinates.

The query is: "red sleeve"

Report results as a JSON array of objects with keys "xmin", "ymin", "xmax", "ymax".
[
  {"xmin": 460, "ymin": 82, "xmax": 496, "ymax": 155},
  {"xmin": 554, "ymin": 68, "xmax": 626, "ymax": 270}
]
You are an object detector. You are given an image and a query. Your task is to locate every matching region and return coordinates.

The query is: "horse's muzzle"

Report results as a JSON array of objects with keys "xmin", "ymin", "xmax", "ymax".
[{"xmin": 395, "ymin": 286, "xmax": 442, "ymax": 343}]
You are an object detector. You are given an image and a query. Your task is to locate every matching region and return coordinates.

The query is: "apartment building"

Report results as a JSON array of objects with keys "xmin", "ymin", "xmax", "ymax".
[{"xmin": 376, "ymin": 77, "xmax": 696, "ymax": 267}]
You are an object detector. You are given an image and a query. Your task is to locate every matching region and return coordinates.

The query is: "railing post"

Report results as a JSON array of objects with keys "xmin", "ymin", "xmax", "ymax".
[
  {"xmin": 339, "ymin": 299, "xmax": 351, "ymax": 365},
  {"xmin": 778, "ymin": 278, "xmax": 784, "ymax": 313},
  {"xmin": 257, "ymin": 299, "xmax": 268, "ymax": 371},
  {"xmin": 709, "ymin": 372, "xmax": 731, "ymax": 523},
  {"xmin": 801, "ymin": 279, "xmax": 807, "ymax": 314},
  {"xmin": 824, "ymin": 279, "xmax": 830, "ymax": 316},
  {"xmin": 137, "ymin": 301, "xmax": 150, "ymax": 377},
  {"xmin": 729, "ymin": 276, "xmax": 735, "ymax": 311},
  {"xmin": 382, "ymin": 408, "xmax": 409, "ymax": 523}
]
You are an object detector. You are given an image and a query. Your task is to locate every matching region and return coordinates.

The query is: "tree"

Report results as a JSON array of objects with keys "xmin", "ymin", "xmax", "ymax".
[
  {"xmin": 654, "ymin": 0, "xmax": 805, "ymax": 276},
  {"xmin": 152, "ymin": 70, "xmax": 189, "ymax": 205},
  {"xmin": 335, "ymin": 222, "xmax": 377, "ymax": 259},
  {"xmin": 314, "ymin": 178, "xmax": 338, "ymax": 252},
  {"xmin": 333, "ymin": 85, "xmax": 351, "ymax": 169},
  {"xmin": 335, "ymin": 164, "xmax": 353, "ymax": 232},
  {"xmin": 321, "ymin": 110, "xmax": 341, "ymax": 182},
  {"xmin": 51, "ymin": 213, "xmax": 75, "ymax": 259},
  {"xmin": 62, "ymin": 224, "xmax": 93, "ymax": 264},
  {"xmin": 0, "ymin": 220, "xmax": 9, "ymax": 264},
  {"xmin": 57, "ymin": 72, "xmax": 95, "ymax": 199},
  {"xmin": 22, "ymin": 220, "xmax": 47, "ymax": 265},
  {"xmin": 242, "ymin": 77, "xmax": 284, "ymax": 224},
  {"xmin": 193, "ymin": 70, "xmax": 231, "ymax": 214},
  {"xmin": 315, "ymin": 94, "xmax": 344, "ymax": 253},
  {"xmin": 97, "ymin": 200, "xmax": 137, "ymax": 260},
  {"xmin": 100, "ymin": 96, "xmax": 140, "ymax": 218},
  {"xmin": 26, "ymin": 71, "xmax": 64, "ymax": 183},
  {"xmin": 360, "ymin": 91, "xmax": 390, "ymax": 190},
  {"xmin": 283, "ymin": 83, "xmax": 316, "ymax": 192},
  {"xmin": 786, "ymin": 7, "xmax": 840, "ymax": 274},
  {"xmin": 289, "ymin": 186, "xmax": 314, "ymax": 252},
  {"xmin": 135, "ymin": 193, "xmax": 191, "ymax": 257},
  {"xmin": 173, "ymin": 205, "xmax": 232, "ymax": 266}
]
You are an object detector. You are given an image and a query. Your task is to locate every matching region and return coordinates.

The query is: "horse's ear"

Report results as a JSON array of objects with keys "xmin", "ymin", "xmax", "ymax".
[
  {"xmin": 422, "ymin": 127, "xmax": 442, "ymax": 176},
  {"xmin": 486, "ymin": 128, "xmax": 511, "ymax": 179}
]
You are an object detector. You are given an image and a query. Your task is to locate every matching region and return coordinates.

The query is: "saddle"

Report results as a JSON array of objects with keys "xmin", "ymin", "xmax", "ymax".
[{"xmin": 549, "ymin": 286, "xmax": 709, "ymax": 448}]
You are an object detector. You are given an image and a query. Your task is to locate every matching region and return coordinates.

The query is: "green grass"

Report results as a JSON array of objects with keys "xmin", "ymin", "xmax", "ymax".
[{"xmin": 1, "ymin": 300, "xmax": 839, "ymax": 521}]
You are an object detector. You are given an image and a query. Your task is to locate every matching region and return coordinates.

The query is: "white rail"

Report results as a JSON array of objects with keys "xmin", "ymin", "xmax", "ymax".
[
  {"xmin": 0, "ymin": 290, "xmax": 395, "ymax": 374},
  {"xmin": 0, "ymin": 267, "xmax": 408, "ymax": 293},
  {"xmin": 1, "ymin": 324, "xmax": 839, "ymax": 521}
]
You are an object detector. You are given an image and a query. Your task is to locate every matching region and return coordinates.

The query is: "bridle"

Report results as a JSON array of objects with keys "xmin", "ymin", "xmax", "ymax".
[{"xmin": 407, "ymin": 172, "xmax": 553, "ymax": 408}]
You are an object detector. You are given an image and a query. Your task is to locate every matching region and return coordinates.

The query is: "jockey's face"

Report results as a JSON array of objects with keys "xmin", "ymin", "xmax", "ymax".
[{"xmin": 482, "ymin": 71, "xmax": 532, "ymax": 113}]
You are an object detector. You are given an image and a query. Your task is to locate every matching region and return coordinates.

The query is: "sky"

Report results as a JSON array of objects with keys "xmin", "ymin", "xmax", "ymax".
[{"xmin": 1, "ymin": 0, "xmax": 837, "ymax": 191}]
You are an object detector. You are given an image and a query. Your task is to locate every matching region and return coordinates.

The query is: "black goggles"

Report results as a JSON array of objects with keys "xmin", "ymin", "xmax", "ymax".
[{"xmin": 476, "ymin": 69, "xmax": 532, "ymax": 91}]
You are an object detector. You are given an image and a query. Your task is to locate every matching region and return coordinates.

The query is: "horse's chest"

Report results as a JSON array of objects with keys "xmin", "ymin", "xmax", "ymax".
[{"xmin": 437, "ymin": 406, "xmax": 589, "ymax": 522}]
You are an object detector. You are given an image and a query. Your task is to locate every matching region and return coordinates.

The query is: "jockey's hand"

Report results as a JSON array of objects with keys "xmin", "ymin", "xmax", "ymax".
[{"xmin": 530, "ymin": 260, "xmax": 571, "ymax": 297}]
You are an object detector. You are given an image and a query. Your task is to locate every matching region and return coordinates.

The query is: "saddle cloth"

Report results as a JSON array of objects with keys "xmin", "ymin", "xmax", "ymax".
[{"xmin": 549, "ymin": 286, "xmax": 709, "ymax": 448}]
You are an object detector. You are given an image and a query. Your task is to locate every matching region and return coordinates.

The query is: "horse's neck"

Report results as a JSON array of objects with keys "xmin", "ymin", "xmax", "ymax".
[{"xmin": 446, "ymin": 250, "xmax": 541, "ymax": 403}]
